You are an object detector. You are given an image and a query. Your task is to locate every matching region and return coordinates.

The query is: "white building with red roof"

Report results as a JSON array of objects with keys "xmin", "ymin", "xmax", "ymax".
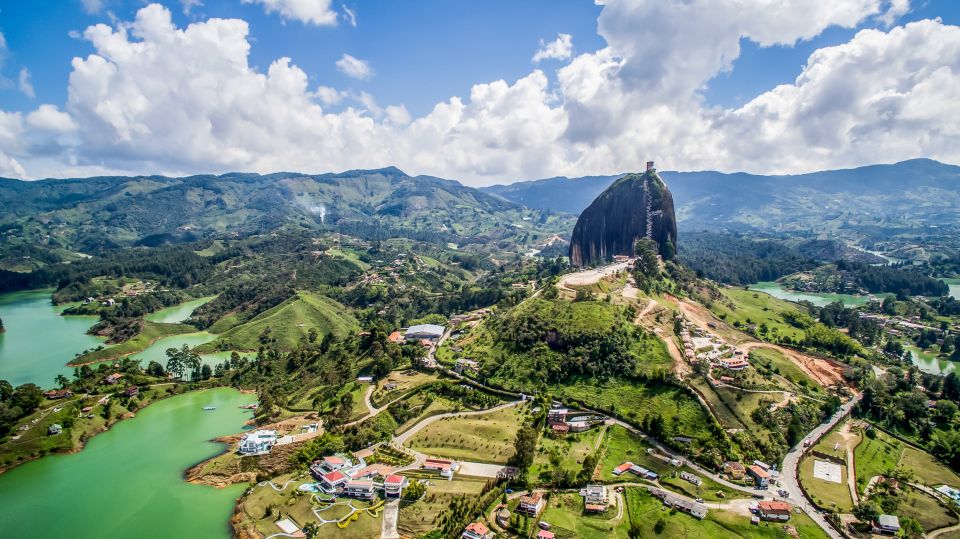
[
  {"xmin": 319, "ymin": 470, "xmax": 350, "ymax": 493},
  {"xmin": 462, "ymin": 521, "xmax": 491, "ymax": 539},
  {"xmin": 383, "ymin": 474, "xmax": 409, "ymax": 498}
]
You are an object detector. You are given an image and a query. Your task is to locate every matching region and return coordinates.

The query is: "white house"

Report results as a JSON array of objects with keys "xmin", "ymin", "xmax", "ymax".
[
  {"xmin": 874, "ymin": 514, "xmax": 900, "ymax": 535},
  {"xmin": 383, "ymin": 474, "xmax": 409, "ymax": 498},
  {"xmin": 517, "ymin": 491, "xmax": 545, "ymax": 516},
  {"xmin": 237, "ymin": 430, "xmax": 277, "ymax": 456},
  {"xmin": 319, "ymin": 470, "xmax": 350, "ymax": 493},
  {"xmin": 423, "ymin": 458, "xmax": 458, "ymax": 479},
  {"xmin": 343, "ymin": 479, "xmax": 376, "ymax": 500},
  {"xmin": 461, "ymin": 522, "xmax": 491, "ymax": 539},
  {"xmin": 581, "ymin": 485, "xmax": 608, "ymax": 512},
  {"xmin": 757, "ymin": 501, "xmax": 791, "ymax": 522}
]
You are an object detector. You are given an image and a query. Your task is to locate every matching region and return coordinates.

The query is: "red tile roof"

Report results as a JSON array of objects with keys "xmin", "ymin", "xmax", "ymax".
[
  {"xmin": 758, "ymin": 501, "xmax": 791, "ymax": 513},
  {"xmin": 614, "ymin": 462, "xmax": 634, "ymax": 473},
  {"xmin": 384, "ymin": 474, "xmax": 406, "ymax": 485},
  {"xmin": 465, "ymin": 521, "xmax": 489, "ymax": 535},
  {"xmin": 748, "ymin": 465, "xmax": 770, "ymax": 478},
  {"xmin": 537, "ymin": 531, "xmax": 555, "ymax": 539},
  {"xmin": 322, "ymin": 470, "xmax": 347, "ymax": 483}
]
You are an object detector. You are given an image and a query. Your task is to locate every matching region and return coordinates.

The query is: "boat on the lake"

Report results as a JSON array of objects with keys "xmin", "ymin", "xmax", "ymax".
[{"xmin": 202, "ymin": 406, "xmax": 217, "ymax": 411}]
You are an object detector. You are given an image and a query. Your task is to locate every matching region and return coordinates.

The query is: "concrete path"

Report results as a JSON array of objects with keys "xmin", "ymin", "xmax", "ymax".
[
  {"xmin": 380, "ymin": 499, "xmax": 400, "ymax": 539},
  {"xmin": 557, "ymin": 261, "xmax": 630, "ymax": 292},
  {"xmin": 343, "ymin": 385, "xmax": 388, "ymax": 428}
]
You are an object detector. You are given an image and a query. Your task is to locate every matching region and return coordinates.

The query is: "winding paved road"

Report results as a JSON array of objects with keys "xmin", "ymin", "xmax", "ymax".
[{"xmin": 778, "ymin": 393, "xmax": 862, "ymax": 539}]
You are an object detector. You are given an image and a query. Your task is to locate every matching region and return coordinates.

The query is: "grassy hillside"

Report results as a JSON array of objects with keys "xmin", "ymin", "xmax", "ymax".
[
  {"xmin": 443, "ymin": 297, "xmax": 719, "ymax": 455},
  {"xmin": 69, "ymin": 321, "xmax": 195, "ymax": 365},
  {"xmin": 198, "ymin": 291, "xmax": 357, "ymax": 351},
  {"xmin": 0, "ymin": 168, "xmax": 574, "ymax": 255}
]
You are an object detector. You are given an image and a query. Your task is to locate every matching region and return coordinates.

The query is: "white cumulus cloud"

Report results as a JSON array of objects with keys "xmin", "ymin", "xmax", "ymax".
[
  {"xmin": 335, "ymin": 53, "xmax": 372, "ymax": 79},
  {"xmin": 532, "ymin": 33, "xmax": 573, "ymax": 62},
  {"xmin": 18, "ymin": 68, "xmax": 35, "ymax": 98},
  {"xmin": 0, "ymin": 0, "xmax": 951, "ymax": 186},
  {"xmin": 241, "ymin": 0, "xmax": 337, "ymax": 26}
]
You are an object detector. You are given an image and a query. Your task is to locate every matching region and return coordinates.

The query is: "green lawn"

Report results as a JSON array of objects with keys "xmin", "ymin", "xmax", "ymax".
[
  {"xmin": 899, "ymin": 486, "xmax": 959, "ymax": 532},
  {"xmin": 624, "ymin": 488, "xmax": 828, "ymax": 539},
  {"xmin": 200, "ymin": 291, "xmax": 357, "ymax": 351},
  {"xmin": 398, "ymin": 476, "xmax": 488, "ymax": 536},
  {"xmin": 406, "ymin": 405, "xmax": 525, "ymax": 464},
  {"xmin": 852, "ymin": 426, "xmax": 960, "ymax": 493},
  {"xmin": 658, "ymin": 469, "xmax": 750, "ymax": 502},
  {"xmin": 854, "ymin": 428, "xmax": 902, "ymax": 494},
  {"xmin": 552, "ymin": 379, "xmax": 714, "ymax": 443},
  {"xmin": 799, "ymin": 457, "xmax": 854, "ymax": 512},
  {"xmin": 749, "ymin": 347, "xmax": 821, "ymax": 392},
  {"xmin": 539, "ymin": 492, "xmax": 628, "ymax": 539},
  {"xmin": 69, "ymin": 321, "xmax": 195, "ymax": 365},
  {"xmin": 599, "ymin": 425, "xmax": 672, "ymax": 480},
  {"xmin": 531, "ymin": 428, "xmax": 604, "ymax": 485},
  {"xmin": 711, "ymin": 287, "xmax": 807, "ymax": 342},
  {"xmin": 901, "ymin": 445, "xmax": 960, "ymax": 489}
]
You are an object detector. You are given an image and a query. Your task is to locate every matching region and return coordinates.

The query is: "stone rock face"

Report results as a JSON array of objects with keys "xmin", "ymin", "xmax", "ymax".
[{"xmin": 569, "ymin": 169, "xmax": 677, "ymax": 267}]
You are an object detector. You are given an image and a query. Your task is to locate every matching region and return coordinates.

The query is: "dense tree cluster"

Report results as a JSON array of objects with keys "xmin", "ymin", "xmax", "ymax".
[{"xmin": 678, "ymin": 232, "xmax": 817, "ymax": 285}]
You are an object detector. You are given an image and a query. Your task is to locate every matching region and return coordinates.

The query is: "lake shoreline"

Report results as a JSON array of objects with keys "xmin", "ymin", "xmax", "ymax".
[
  {"xmin": 0, "ymin": 383, "xmax": 219, "ymax": 475},
  {"xmin": 65, "ymin": 323, "xmax": 197, "ymax": 367}
]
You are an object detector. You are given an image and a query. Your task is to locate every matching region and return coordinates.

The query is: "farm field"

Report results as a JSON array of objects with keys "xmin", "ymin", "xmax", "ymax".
[
  {"xmin": 551, "ymin": 379, "xmax": 713, "ymax": 443},
  {"xmin": 711, "ymin": 287, "xmax": 807, "ymax": 342},
  {"xmin": 371, "ymin": 370, "xmax": 441, "ymax": 407},
  {"xmin": 799, "ymin": 457, "xmax": 854, "ymax": 512},
  {"xmin": 749, "ymin": 347, "xmax": 821, "ymax": 393},
  {"xmin": 398, "ymin": 476, "xmax": 488, "ymax": 536},
  {"xmin": 406, "ymin": 405, "xmax": 525, "ymax": 464},
  {"xmin": 854, "ymin": 426, "xmax": 960, "ymax": 492},
  {"xmin": 623, "ymin": 488, "xmax": 828, "ymax": 539},
  {"xmin": 539, "ymin": 491, "xmax": 628, "ymax": 539},
  {"xmin": 530, "ymin": 428, "xmax": 604, "ymax": 485},
  {"xmin": 898, "ymin": 486, "xmax": 958, "ymax": 533}
]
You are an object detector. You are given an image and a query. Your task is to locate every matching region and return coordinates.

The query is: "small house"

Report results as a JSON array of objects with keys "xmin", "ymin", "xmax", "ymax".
[
  {"xmin": 517, "ymin": 491, "xmax": 545, "ymax": 516},
  {"xmin": 424, "ymin": 458, "xmax": 458, "ymax": 478},
  {"xmin": 612, "ymin": 462, "xmax": 634, "ymax": 476},
  {"xmin": 757, "ymin": 501, "xmax": 791, "ymax": 521},
  {"xmin": 873, "ymin": 514, "xmax": 900, "ymax": 535},
  {"xmin": 357, "ymin": 376, "xmax": 374, "ymax": 383},
  {"xmin": 680, "ymin": 471, "xmax": 702, "ymax": 486},
  {"xmin": 748, "ymin": 465, "xmax": 770, "ymax": 488},
  {"xmin": 537, "ymin": 531, "xmax": 555, "ymax": 539},
  {"xmin": 383, "ymin": 474, "xmax": 408, "ymax": 498},
  {"xmin": 124, "ymin": 386, "xmax": 139, "ymax": 397},
  {"xmin": 720, "ymin": 357, "xmax": 749, "ymax": 370},
  {"xmin": 387, "ymin": 331, "xmax": 404, "ymax": 343},
  {"xmin": 44, "ymin": 389, "xmax": 73, "ymax": 400},
  {"xmin": 723, "ymin": 461, "xmax": 746, "ymax": 480},
  {"xmin": 48, "ymin": 423, "xmax": 63, "ymax": 435},
  {"xmin": 104, "ymin": 373, "xmax": 123, "ymax": 385},
  {"xmin": 629, "ymin": 464, "xmax": 658, "ymax": 480},
  {"xmin": 581, "ymin": 485, "xmax": 608, "ymax": 512},
  {"xmin": 550, "ymin": 423, "xmax": 570, "ymax": 434},
  {"xmin": 461, "ymin": 521, "xmax": 492, "ymax": 539}
]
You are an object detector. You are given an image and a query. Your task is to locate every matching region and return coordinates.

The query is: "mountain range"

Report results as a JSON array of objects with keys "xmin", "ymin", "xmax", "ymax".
[{"xmin": 482, "ymin": 159, "xmax": 960, "ymax": 235}]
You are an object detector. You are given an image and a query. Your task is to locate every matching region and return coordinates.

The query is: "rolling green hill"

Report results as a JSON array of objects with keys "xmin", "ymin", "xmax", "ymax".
[
  {"xmin": 198, "ymin": 291, "xmax": 358, "ymax": 352},
  {"xmin": 0, "ymin": 167, "xmax": 573, "ymax": 257}
]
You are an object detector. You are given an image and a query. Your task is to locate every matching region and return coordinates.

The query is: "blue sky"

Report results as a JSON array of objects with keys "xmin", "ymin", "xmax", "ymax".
[
  {"xmin": 0, "ymin": 0, "xmax": 607, "ymax": 116},
  {"xmin": 4, "ymin": 0, "xmax": 956, "ymax": 115},
  {"xmin": 0, "ymin": 1, "xmax": 958, "ymax": 183}
]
